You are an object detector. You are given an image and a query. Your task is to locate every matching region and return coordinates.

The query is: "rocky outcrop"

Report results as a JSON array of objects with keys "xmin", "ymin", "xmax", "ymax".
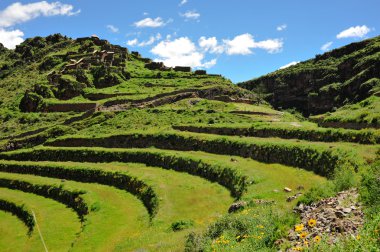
[
  {"xmin": 280, "ymin": 189, "xmax": 364, "ymax": 250},
  {"xmin": 239, "ymin": 36, "xmax": 380, "ymax": 115}
]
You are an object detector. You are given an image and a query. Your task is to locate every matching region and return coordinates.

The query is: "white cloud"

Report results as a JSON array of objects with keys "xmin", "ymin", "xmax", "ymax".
[
  {"xmin": 126, "ymin": 38, "xmax": 138, "ymax": 46},
  {"xmin": 134, "ymin": 17, "xmax": 168, "ymax": 28},
  {"xmin": 0, "ymin": 1, "xmax": 79, "ymax": 49},
  {"xmin": 0, "ymin": 28, "xmax": 24, "ymax": 49},
  {"xmin": 151, "ymin": 37, "xmax": 215, "ymax": 68},
  {"xmin": 143, "ymin": 12, "xmax": 149, "ymax": 16},
  {"xmin": 201, "ymin": 58, "xmax": 217, "ymax": 68},
  {"xmin": 336, "ymin": 25, "xmax": 371, "ymax": 39},
  {"xmin": 253, "ymin": 39, "xmax": 283, "ymax": 53},
  {"xmin": 321, "ymin": 41, "xmax": 333, "ymax": 51},
  {"xmin": 181, "ymin": 10, "xmax": 200, "ymax": 20},
  {"xmin": 179, "ymin": 0, "xmax": 188, "ymax": 6},
  {"xmin": 106, "ymin": 25, "xmax": 119, "ymax": 33},
  {"xmin": 138, "ymin": 33, "xmax": 162, "ymax": 47},
  {"xmin": 223, "ymin": 33, "xmax": 283, "ymax": 55},
  {"xmin": 277, "ymin": 24, "xmax": 287, "ymax": 31},
  {"xmin": 198, "ymin": 36, "xmax": 224, "ymax": 54},
  {"xmin": 0, "ymin": 1, "xmax": 79, "ymax": 28},
  {"xmin": 279, "ymin": 61, "xmax": 300, "ymax": 70},
  {"xmin": 223, "ymin": 34, "xmax": 255, "ymax": 55}
]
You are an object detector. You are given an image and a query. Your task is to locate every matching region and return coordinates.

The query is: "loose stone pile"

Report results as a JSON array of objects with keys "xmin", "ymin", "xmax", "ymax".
[{"xmin": 282, "ymin": 189, "xmax": 364, "ymax": 251}]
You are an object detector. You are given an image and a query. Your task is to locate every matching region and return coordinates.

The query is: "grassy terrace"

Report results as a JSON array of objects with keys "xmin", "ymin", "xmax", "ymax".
[
  {"xmin": 0, "ymin": 161, "xmax": 232, "ymax": 251},
  {"xmin": 0, "ymin": 188, "xmax": 81, "ymax": 251},
  {"xmin": 1, "ymin": 35, "xmax": 380, "ymax": 251},
  {"xmin": 46, "ymin": 130, "xmax": 378, "ymax": 167}
]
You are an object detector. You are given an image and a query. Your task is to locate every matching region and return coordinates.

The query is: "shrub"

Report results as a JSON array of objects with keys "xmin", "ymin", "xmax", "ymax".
[
  {"xmin": 19, "ymin": 92, "xmax": 46, "ymax": 112},
  {"xmin": 171, "ymin": 220, "xmax": 194, "ymax": 231},
  {"xmin": 39, "ymin": 56, "xmax": 62, "ymax": 71}
]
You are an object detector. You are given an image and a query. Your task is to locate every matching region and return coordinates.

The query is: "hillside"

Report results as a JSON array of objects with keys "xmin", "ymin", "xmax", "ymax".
[
  {"xmin": 238, "ymin": 36, "xmax": 380, "ymax": 127},
  {"xmin": 0, "ymin": 35, "xmax": 379, "ymax": 252}
]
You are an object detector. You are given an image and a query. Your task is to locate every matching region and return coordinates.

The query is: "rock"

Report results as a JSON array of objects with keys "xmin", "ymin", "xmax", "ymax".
[
  {"xmin": 284, "ymin": 187, "xmax": 292, "ymax": 192},
  {"xmin": 228, "ymin": 201, "xmax": 247, "ymax": 213},
  {"xmin": 343, "ymin": 208, "xmax": 352, "ymax": 214},
  {"xmin": 284, "ymin": 189, "xmax": 364, "ymax": 250},
  {"xmin": 335, "ymin": 211, "xmax": 346, "ymax": 218}
]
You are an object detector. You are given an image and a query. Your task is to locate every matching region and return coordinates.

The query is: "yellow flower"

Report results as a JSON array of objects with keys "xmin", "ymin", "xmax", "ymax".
[
  {"xmin": 257, "ymin": 225, "xmax": 264, "ymax": 229},
  {"xmin": 304, "ymin": 240, "xmax": 309, "ymax": 247},
  {"xmin": 314, "ymin": 235, "xmax": 321, "ymax": 243},
  {"xmin": 308, "ymin": 219, "xmax": 317, "ymax": 227},
  {"xmin": 356, "ymin": 235, "xmax": 361, "ymax": 240},
  {"xmin": 292, "ymin": 247, "xmax": 303, "ymax": 251},
  {"xmin": 295, "ymin": 224, "xmax": 304, "ymax": 232},
  {"xmin": 300, "ymin": 232, "xmax": 308, "ymax": 239}
]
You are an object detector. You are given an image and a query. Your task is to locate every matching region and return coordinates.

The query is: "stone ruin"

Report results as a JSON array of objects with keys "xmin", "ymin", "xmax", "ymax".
[
  {"xmin": 194, "ymin": 70, "xmax": 207, "ymax": 75},
  {"xmin": 174, "ymin": 66, "xmax": 192, "ymax": 72},
  {"xmin": 61, "ymin": 36, "xmax": 128, "ymax": 73},
  {"xmin": 145, "ymin": 61, "xmax": 171, "ymax": 71}
]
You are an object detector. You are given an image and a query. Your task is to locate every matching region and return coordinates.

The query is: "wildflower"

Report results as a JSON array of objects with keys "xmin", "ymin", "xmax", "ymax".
[
  {"xmin": 304, "ymin": 240, "xmax": 309, "ymax": 247},
  {"xmin": 295, "ymin": 224, "xmax": 304, "ymax": 232},
  {"xmin": 356, "ymin": 235, "xmax": 361, "ymax": 240},
  {"xmin": 314, "ymin": 235, "xmax": 321, "ymax": 243},
  {"xmin": 257, "ymin": 225, "xmax": 264, "ymax": 229},
  {"xmin": 300, "ymin": 232, "xmax": 308, "ymax": 239},
  {"xmin": 257, "ymin": 235, "xmax": 262, "ymax": 240},
  {"xmin": 308, "ymin": 218, "xmax": 317, "ymax": 227}
]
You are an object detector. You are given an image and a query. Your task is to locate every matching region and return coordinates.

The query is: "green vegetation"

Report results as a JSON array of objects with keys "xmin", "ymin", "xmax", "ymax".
[
  {"xmin": 239, "ymin": 35, "xmax": 380, "ymax": 128},
  {"xmin": 0, "ymin": 34, "xmax": 380, "ymax": 251}
]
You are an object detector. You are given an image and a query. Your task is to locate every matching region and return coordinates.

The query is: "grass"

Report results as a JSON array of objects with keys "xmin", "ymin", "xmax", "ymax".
[
  {"xmin": 0, "ymin": 188, "xmax": 81, "ymax": 252},
  {"xmin": 0, "ymin": 211, "xmax": 29, "ymax": 252},
  {"xmin": 0, "ymin": 161, "xmax": 233, "ymax": 251},
  {"xmin": 1, "ymin": 34, "xmax": 380, "ymax": 251}
]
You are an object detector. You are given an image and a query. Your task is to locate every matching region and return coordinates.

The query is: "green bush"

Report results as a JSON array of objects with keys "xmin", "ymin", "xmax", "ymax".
[
  {"xmin": 19, "ymin": 92, "xmax": 46, "ymax": 112},
  {"xmin": 185, "ymin": 206, "xmax": 296, "ymax": 252},
  {"xmin": 360, "ymin": 160, "xmax": 380, "ymax": 212},
  {"xmin": 171, "ymin": 220, "xmax": 194, "ymax": 231}
]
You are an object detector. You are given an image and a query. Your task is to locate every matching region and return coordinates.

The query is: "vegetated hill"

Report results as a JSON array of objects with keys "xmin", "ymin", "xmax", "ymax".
[
  {"xmin": 0, "ymin": 34, "xmax": 379, "ymax": 252},
  {"xmin": 238, "ymin": 36, "xmax": 380, "ymax": 121},
  {"xmin": 0, "ymin": 33, "xmax": 259, "ymax": 138},
  {"xmin": 0, "ymin": 34, "xmax": 256, "ymax": 112}
]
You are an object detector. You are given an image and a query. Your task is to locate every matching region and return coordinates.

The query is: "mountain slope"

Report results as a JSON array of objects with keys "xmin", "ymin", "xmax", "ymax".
[{"xmin": 238, "ymin": 35, "xmax": 380, "ymax": 118}]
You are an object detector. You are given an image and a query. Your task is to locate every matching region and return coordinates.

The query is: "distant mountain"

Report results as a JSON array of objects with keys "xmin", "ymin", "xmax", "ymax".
[{"xmin": 238, "ymin": 35, "xmax": 380, "ymax": 116}]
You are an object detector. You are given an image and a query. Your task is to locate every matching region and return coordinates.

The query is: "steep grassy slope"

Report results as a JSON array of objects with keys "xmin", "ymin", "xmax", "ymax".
[{"xmin": 238, "ymin": 36, "xmax": 380, "ymax": 122}]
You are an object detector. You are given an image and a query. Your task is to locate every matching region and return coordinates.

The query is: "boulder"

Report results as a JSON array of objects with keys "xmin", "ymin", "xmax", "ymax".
[{"xmin": 228, "ymin": 201, "xmax": 247, "ymax": 213}]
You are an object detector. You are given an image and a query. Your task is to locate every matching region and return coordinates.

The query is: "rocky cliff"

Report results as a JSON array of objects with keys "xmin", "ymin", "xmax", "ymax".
[{"xmin": 238, "ymin": 36, "xmax": 380, "ymax": 115}]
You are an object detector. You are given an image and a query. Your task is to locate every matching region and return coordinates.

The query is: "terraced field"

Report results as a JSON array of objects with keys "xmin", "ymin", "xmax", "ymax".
[{"xmin": 1, "ymin": 35, "xmax": 380, "ymax": 251}]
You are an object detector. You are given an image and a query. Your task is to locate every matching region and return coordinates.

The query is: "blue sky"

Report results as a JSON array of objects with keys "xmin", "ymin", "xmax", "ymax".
[{"xmin": 0, "ymin": 0, "xmax": 379, "ymax": 82}]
